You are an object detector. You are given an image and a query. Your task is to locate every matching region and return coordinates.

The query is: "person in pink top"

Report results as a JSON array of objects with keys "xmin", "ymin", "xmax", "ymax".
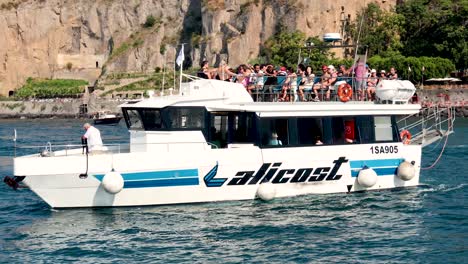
[{"xmin": 349, "ymin": 57, "xmax": 367, "ymax": 101}]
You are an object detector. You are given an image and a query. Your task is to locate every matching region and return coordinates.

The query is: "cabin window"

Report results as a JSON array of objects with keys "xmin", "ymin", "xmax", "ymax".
[
  {"xmin": 123, "ymin": 107, "xmax": 206, "ymax": 131},
  {"xmin": 209, "ymin": 113, "xmax": 228, "ymax": 148},
  {"xmin": 231, "ymin": 112, "xmax": 256, "ymax": 143},
  {"xmin": 125, "ymin": 109, "xmax": 143, "ymax": 129},
  {"xmin": 355, "ymin": 116, "xmax": 374, "ymax": 144},
  {"xmin": 166, "ymin": 107, "xmax": 204, "ymax": 129},
  {"xmin": 140, "ymin": 109, "xmax": 164, "ymax": 130},
  {"xmin": 260, "ymin": 118, "xmax": 289, "ymax": 147},
  {"xmin": 297, "ymin": 117, "xmax": 323, "ymax": 145},
  {"xmin": 374, "ymin": 116, "xmax": 393, "ymax": 141}
]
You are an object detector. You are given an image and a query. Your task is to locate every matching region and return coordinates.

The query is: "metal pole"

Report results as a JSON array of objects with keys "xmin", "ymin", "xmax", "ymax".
[
  {"xmin": 162, "ymin": 53, "xmax": 166, "ymax": 96},
  {"xmin": 13, "ymin": 129, "xmax": 16, "ymax": 157}
]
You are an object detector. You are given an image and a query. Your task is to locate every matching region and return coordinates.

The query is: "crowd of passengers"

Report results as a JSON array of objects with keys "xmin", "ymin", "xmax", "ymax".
[{"xmin": 197, "ymin": 60, "xmax": 399, "ymax": 102}]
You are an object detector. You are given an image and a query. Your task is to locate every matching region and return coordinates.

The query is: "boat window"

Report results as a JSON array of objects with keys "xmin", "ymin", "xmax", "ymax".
[
  {"xmin": 260, "ymin": 118, "xmax": 289, "ymax": 147},
  {"xmin": 297, "ymin": 117, "xmax": 323, "ymax": 145},
  {"xmin": 374, "ymin": 116, "xmax": 393, "ymax": 141},
  {"xmin": 166, "ymin": 107, "xmax": 205, "ymax": 129},
  {"xmin": 355, "ymin": 116, "xmax": 374, "ymax": 144},
  {"xmin": 139, "ymin": 109, "xmax": 164, "ymax": 130},
  {"xmin": 209, "ymin": 113, "xmax": 228, "ymax": 148},
  {"xmin": 231, "ymin": 113, "xmax": 256, "ymax": 143},
  {"xmin": 125, "ymin": 109, "xmax": 143, "ymax": 129}
]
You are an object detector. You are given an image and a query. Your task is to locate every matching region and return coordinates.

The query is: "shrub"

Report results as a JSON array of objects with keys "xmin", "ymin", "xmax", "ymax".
[
  {"xmin": 15, "ymin": 78, "xmax": 88, "ymax": 99},
  {"xmin": 143, "ymin": 15, "xmax": 156, "ymax": 28},
  {"xmin": 66, "ymin": 62, "xmax": 73, "ymax": 71}
]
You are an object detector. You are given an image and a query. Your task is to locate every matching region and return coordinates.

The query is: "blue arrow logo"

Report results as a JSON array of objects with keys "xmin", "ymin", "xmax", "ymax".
[{"xmin": 203, "ymin": 162, "xmax": 226, "ymax": 187}]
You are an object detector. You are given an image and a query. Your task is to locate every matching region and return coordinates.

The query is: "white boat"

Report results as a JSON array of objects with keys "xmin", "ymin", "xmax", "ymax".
[
  {"xmin": 4, "ymin": 77, "xmax": 454, "ymax": 208},
  {"xmin": 93, "ymin": 111, "xmax": 122, "ymax": 125}
]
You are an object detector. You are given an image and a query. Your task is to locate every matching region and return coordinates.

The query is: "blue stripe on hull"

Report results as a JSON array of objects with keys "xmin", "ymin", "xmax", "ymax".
[
  {"xmin": 350, "ymin": 159, "xmax": 404, "ymax": 169},
  {"xmin": 94, "ymin": 168, "xmax": 199, "ymax": 188},
  {"xmin": 351, "ymin": 167, "xmax": 398, "ymax": 177},
  {"xmin": 124, "ymin": 177, "xmax": 199, "ymax": 188},
  {"xmin": 350, "ymin": 158, "xmax": 403, "ymax": 177}
]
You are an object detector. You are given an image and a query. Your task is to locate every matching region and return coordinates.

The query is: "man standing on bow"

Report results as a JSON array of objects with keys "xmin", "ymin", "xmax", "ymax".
[{"xmin": 82, "ymin": 123, "xmax": 103, "ymax": 153}]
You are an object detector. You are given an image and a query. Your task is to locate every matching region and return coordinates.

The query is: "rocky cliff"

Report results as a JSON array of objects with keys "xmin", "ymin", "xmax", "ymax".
[{"xmin": 0, "ymin": 0, "xmax": 393, "ymax": 96}]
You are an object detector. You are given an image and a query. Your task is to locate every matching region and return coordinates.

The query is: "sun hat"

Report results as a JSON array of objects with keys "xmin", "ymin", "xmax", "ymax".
[
  {"xmin": 371, "ymin": 69, "xmax": 376, "ymax": 73},
  {"xmin": 381, "ymin": 70, "xmax": 386, "ymax": 73},
  {"xmin": 327, "ymin": 65, "xmax": 335, "ymax": 70}
]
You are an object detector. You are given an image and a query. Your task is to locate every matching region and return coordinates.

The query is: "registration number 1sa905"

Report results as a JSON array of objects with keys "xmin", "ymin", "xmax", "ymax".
[{"xmin": 370, "ymin": 145, "xmax": 398, "ymax": 154}]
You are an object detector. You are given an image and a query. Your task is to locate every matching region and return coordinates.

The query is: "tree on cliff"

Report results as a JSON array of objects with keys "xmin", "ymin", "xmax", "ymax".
[
  {"xmin": 349, "ymin": 3, "xmax": 404, "ymax": 57},
  {"xmin": 351, "ymin": 1, "xmax": 468, "ymax": 69},
  {"xmin": 397, "ymin": 0, "xmax": 468, "ymax": 69},
  {"xmin": 262, "ymin": 31, "xmax": 332, "ymax": 68}
]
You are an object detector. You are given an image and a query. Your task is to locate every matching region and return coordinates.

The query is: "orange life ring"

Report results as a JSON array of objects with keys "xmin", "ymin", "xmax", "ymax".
[
  {"xmin": 400, "ymin": 130, "xmax": 411, "ymax": 144},
  {"xmin": 338, "ymin": 83, "xmax": 353, "ymax": 102}
]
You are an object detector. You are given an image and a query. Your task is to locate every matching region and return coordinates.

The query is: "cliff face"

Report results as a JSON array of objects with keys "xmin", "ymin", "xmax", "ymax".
[{"xmin": 0, "ymin": 0, "xmax": 392, "ymax": 96}]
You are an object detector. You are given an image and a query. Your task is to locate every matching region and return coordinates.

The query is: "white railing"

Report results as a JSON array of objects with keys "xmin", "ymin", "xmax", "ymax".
[
  {"xmin": 397, "ymin": 105, "xmax": 455, "ymax": 147},
  {"xmin": 13, "ymin": 141, "xmax": 218, "ymax": 157}
]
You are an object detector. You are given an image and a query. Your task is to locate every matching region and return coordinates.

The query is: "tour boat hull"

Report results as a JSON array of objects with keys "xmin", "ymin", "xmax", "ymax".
[{"xmin": 15, "ymin": 143, "xmax": 421, "ymax": 208}]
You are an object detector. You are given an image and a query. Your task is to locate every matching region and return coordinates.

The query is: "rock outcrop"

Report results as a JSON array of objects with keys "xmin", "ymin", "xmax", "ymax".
[{"xmin": 0, "ymin": 0, "xmax": 393, "ymax": 96}]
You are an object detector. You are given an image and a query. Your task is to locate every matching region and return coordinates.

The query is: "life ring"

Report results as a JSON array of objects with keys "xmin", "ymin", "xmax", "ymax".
[
  {"xmin": 338, "ymin": 83, "xmax": 353, "ymax": 102},
  {"xmin": 400, "ymin": 130, "xmax": 411, "ymax": 144}
]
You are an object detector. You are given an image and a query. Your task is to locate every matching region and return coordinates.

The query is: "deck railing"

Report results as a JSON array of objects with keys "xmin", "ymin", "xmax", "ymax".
[
  {"xmin": 13, "ymin": 141, "xmax": 218, "ymax": 157},
  {"xmin": 186, "ymin": 73, "xmax": 410, "ymax": 103},
  {"xmin": 397, "ymin": 105, "xmax": 455, "ymax": 147}
]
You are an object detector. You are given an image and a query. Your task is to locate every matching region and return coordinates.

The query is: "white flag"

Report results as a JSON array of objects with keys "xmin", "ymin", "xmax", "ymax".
[
  {"xmin": 176, "ymin": 45, "xmax": 184, "ymax": 67},
  {"xmin": 408, "ymin": 66, "xmax": 412, "ymax": 72},
  {"xmin": 13, "ymin": 129, "xmax": 16, "ymax": 142}
]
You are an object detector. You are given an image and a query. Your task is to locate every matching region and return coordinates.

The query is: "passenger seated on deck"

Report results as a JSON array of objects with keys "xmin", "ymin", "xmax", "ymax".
[
  {"xmin": 197, "ymin": 60, "xmax": 217, "ymax": 79},
  {"xmin": 313, "ymin": 65, "xmax": 330, "ymax": 101},
  {"xmin": 268, "ymin": 132, "xmax": 282, "ymax": 146}
]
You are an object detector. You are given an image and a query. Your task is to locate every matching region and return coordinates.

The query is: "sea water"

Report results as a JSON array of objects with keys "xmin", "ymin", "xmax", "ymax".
[{"xmin": 0, "ymin": 119, "xmax": 466, "ymax": 263}]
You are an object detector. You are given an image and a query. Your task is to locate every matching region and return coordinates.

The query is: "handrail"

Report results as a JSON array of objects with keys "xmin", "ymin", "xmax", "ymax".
[
  {"xmin": 397, "ymin": 105, "xmax": 455, "ymax": 146},
  {"xmin": 14, "ymin": 141, "xmax": 216, "ymax": 157}
]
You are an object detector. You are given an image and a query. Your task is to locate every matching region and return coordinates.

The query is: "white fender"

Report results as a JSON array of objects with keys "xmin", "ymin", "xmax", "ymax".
[
  {"xmin": 102, "ymin": 171, "xmax": 124, "ymax": 194},
  {"xmin": 357, "ymin": 167, "xmax": 378, "ymax": 188},
  {"xmin": 397, "ymin": 161, "xmax": 416, "ymax": 181},
  {"xmin": 256, "ymin": 183, "xmax": 276, "ymax": 201}
]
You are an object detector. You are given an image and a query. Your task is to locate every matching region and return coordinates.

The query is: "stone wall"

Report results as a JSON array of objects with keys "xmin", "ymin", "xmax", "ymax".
[{"xmin": 0, "ymin": 99, "xmax": 122, "ymax": 118}]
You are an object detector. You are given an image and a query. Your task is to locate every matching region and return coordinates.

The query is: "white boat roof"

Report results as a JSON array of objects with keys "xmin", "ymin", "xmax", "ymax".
[{"xmin": 119, "ymin": 78, "xmax": 421, "ymax": 116}]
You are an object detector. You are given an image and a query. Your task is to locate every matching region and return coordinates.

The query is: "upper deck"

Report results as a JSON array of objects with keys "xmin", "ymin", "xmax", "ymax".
[{"xmin": 119, "ymin": 78, "xmax": 420, "ymax": 117}]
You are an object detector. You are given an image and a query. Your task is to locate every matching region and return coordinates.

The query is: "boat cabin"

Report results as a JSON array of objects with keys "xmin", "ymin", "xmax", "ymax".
[
  {"xmin": 122, "ymin": 105, "xmax": 404, "ymax": 149},
  {"xmin": 120, "ymin": 79, "xmax": 419, "ymax": 152}
]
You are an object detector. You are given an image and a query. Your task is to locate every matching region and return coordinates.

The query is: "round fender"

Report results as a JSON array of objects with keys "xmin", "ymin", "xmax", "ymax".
[
  {"xmin": 256, "ymin": 183, "xmax": 276, "ymax": 201},
  {"xmin": 400, "ymin": 130, "xmax": 412, "ymax": 145},
  {"xmin": 338, "ymin": 83, "xmax": 353, "ymax": 102},
  {"xmin": 397, "ymin": 161, "xmax": 415, "ymax": 181},
  {"xmin": 102, "ymin": 171, "xmax": 124, "ymax": 194},
  {"xmin": 357, "ymin": 167, "xmax": 378, "ymax": 188}
]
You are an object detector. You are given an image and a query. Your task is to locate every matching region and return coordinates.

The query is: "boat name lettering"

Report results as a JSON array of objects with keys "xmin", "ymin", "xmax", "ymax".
[
  {"xmin": 370, "ymin": 145, "xmax": 398, "ymax": 154},
  {"xmin": 226, "ymin": 157, "xmax": 349, "ymax": 186}
]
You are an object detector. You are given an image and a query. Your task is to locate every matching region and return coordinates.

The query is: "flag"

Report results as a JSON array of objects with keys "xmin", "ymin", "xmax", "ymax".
[
  {"xmin": 176, "ymin": 45, "xmax": 184, "ymax": 67},
  {"xmin": 13, "ymin": 129, "xmax": 16, "ymax": 142},
  {"xmin": 422, "ymin": 66, "xmax": 425, "ymax": 72},
  {"xmin": 408, "ymin": 66, "xmax": 412, "ymax": 72}
]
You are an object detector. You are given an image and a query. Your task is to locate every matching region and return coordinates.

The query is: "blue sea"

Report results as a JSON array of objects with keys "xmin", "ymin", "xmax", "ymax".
[{"xmin": 0, "ymin": 118, "xmax": 466, "ymax": 263}]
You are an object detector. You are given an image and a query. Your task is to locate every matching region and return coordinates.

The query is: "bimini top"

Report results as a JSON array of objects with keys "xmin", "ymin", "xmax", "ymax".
[{"xmin": 119, "ymin": 78, "xmax": 420, "ymax": 117}]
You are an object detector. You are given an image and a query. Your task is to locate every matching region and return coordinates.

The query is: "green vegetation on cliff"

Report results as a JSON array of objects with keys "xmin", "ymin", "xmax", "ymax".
[
  {"xmin": 15, "ymin": 78, "xmax": 88, "ymax": 99},
  {"xmin": 351, "ymin": 1, "xmax": 468, "ymax": 69}
]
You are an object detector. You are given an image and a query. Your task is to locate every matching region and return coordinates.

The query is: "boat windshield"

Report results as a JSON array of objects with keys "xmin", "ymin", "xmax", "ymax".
[{"xmin": 122, "ymin": 107, "xmax": 205, "ymax": 131}]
